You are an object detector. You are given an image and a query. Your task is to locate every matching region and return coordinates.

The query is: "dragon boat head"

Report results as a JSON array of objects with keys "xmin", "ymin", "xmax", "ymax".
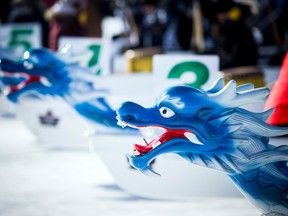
[
  {"xmin": 116, "ymin": 78, "xmax": 273, "ymax": 175},
  {"xmin": 0, "ymin": 48, "xmax": 69, "ymax": 102},
  {"xmin": 0, "ymin": 48, "xmax": 133, "ymax": 132},
  {"xmin": 0, "ymin": 47, "xmax": 67, "ymax": 77},
  {"xmin": 0, "ymin": 48, "xmax": 71, "ymax": 102}
]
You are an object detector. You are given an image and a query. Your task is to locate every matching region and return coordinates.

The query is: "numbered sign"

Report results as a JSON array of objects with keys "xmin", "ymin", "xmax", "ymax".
[
  {"xmin": 58, "ymin": 37, "xmax": 111, "ymax": 75},
  {"xmin": 153, "ymin": 54, "xmax": 220, "ymax": 93},
  {"xmin": 0, "ymin": 23, "xmax": 41, "ymax": 58}
]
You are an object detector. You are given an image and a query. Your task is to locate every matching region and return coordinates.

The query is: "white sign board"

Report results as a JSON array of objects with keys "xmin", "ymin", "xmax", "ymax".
[
  {"xmin": 92, "ymin": 73, "xmax": 155, "ymax": 109},
  {"xmin": 0, "ymin": 23, "xmax": 41, "ymax": 58},
  {"xmin": 58, "ymin": 36, "xmax": 111, "ymax": 75},
  {"xmin": 153, "ymin": 54, "xmax": 220, "ymax": 94}
]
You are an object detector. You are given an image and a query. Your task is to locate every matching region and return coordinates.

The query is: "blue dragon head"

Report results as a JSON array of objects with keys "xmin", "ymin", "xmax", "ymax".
[
  {"xmin": 0, "ymin": 47, "xmax": 67, "ymax": 79},
  {"xmin": 0, "ymin": 48, "xmax": 70, "ymax": 102},
  {"xmin": 117, "ymin": 78, "xmax": 273, "ymax": 174},
  {"xmin": 0, "ymin": 48, "xmax": 137, "ymax": 132},
  {"xmin": 116, "ymin": 78, "xmax": 288, "ymax": 214}
]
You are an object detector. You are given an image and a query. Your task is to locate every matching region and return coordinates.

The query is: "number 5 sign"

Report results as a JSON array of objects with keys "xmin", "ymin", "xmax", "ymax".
[
  {"xmin": 58, "ymin": 37, "xmax": 111, "ymax": 75},
  {"xmin": 0, "ymin": 23, "xmax": 41, "ymax": 54},
  {"xmin": 153, "ymin": 54, "xmax": 220, "ymax": 93}
]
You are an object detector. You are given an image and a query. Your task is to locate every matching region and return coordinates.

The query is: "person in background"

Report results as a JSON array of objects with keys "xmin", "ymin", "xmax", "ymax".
[
  {"xmin": 254, "ymin": 0, "xmax": 288, "ymax": 65},
  {"xmin": 46, "ymin": 0, "xmax": 85, "ymax": 51},
  {"xmin": 42, "ymin": 0, "xmax": 57, "ymax": 8},
  {"xmin": 121, "ymin": 0, "xmax": 168, "ymax": 49},
  {"xmin": 6, "ymin": 0, "xmax": 50, "ymax": 47},
  {"xmin": 209, "ymin": 0, "xmax": 258, "ymax": 70},
  {"xmin": 165, "ymin": 0, "xmax": 193, "ymax": 51},
  {"xmin": 0, "ymin": 0, "xmax": 11, "ymax": 23},
  {"xmin": 201, "ymin": 0, "xmax": 265, "ymax": 87}
]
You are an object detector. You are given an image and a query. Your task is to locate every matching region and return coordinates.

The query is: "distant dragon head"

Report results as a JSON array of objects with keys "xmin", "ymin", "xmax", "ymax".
[
  {"xmin": 0, "ymin": 48, "xmax": 70, "ymax": 102},
  {"xmin": 0, "ymin": 48, "xmax": 136, "ymax": 132},
  {"xmin": 116, "ymin": 78, "xmax": 288, "ymax": 176}
]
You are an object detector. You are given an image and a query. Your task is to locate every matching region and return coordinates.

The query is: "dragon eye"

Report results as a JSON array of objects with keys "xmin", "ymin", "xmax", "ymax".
[{"xmin": 159, "ymin": 107, "xmax": 175, "ymax": 118}]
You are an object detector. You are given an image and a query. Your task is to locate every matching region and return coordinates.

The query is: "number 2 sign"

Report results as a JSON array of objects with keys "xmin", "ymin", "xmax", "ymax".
[{"xmin": 153, "ymin": 54, "xmax": 220, "ymax": 94}]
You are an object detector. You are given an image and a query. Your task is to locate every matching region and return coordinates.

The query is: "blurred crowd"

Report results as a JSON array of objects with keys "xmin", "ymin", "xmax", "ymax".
[{"xmin": 0, "ymin": 0, "xmax": 288, "ymax": 70}]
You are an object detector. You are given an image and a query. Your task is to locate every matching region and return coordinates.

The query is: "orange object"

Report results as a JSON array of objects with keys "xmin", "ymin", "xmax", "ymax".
[{"xmin": 265, "ymin": 52, "xmax": 288, "ymax": 126}]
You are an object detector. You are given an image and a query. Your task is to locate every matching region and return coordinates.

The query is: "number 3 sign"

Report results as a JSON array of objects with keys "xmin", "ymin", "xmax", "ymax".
[{"xmin": 153, "ymin": 54, "xmax": 220, "ymax": 93}]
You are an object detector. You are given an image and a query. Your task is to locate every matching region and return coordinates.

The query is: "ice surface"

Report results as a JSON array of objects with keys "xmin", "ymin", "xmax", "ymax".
[{"xmin": 0, "ymin": 117, "xmax": 259, "ymax": 216}]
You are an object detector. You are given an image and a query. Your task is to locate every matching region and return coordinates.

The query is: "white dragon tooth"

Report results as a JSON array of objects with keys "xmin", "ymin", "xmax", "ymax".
[
  {"xmin": 116, "ymin": 120, "xmax": 122, "ymax": 127},
  {"xmin": 13, "ymin": 73, "xmax": 21, "ymax": 78},
  {"xmin": 40, "ymin": 77, "xmax": 52, "ymax": 87},
  {"xmin": 117, "ymin": 119, "xmax": 127, "ymax": 128},
  {"xmin": 184, "ymin": 132, "xmax": 203, "ymax": 145},
  {"xmin": 17, "ymin": 82, "xmax": 25, "ymax": 89},
  {"xmin": 3, "ymin": 87, "xmax": 11, "ymax": 95},
  {"xmin": 152, "ymin": 141, "xmax": 161, "ymax": 148},
  {"xmin": 131, "ymin": 149, "xmax": 140, "ymax": 156}
]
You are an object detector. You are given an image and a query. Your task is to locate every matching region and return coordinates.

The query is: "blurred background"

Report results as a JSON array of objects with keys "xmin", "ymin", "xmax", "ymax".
[
  {"xmin": 0, "ymin": 1, "xmax": 288, "ymax": 216},
  {"xmin": 1, "ymin": 0, "xmax": 288, "ymax": 72}
]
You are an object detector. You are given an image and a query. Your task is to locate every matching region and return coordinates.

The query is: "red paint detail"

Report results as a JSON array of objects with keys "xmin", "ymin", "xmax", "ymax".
[
  {"xmin": 159, "ymin": 129, "xmax": 187, "ymax": 143},
  {"xmin": 265, "ymin": 52, "xmax": 288, "ymax": 126},
  {"xmin": 133, "ymin": 129, "xmax": 190, "ymax": 155},
  {"xmin": 4, "ymin": 72, "xmax": 43, "ymax": 93},
  {"xmin": 134, "ymin": 144, "xmax": 153, "ymax": 154}
]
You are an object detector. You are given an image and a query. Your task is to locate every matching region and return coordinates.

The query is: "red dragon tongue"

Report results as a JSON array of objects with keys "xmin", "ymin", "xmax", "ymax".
[
  {"xmin": 7, "ymin": 74, "xmax": 42, "ymax": 93},
  {"xmin": 26, "ymin": 75, "xmax": 42, "ymax": 84},
  {"xmin": 131, "ymin": 130, "xmax": 189, "ymax": 156},
  {"xmin": 133, "ymin": 144, "xmax": 153, "ymax": 154},
  {"xmin": 159, "ymin": 129, "xmax": 187, "ymax": 143}
]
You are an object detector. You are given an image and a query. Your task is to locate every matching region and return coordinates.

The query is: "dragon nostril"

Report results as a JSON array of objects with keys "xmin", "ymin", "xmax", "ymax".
[
  {"xmin": 123, "ymin": 114, "xmax": 137, "ymax": 122},
  {"xmin": 117, "ymin": 101, "xmax": 144, "ymax": 122}
]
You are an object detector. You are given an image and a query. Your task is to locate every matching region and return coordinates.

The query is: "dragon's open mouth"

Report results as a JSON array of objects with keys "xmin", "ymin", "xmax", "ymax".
[
  {"xmin": 132, "ymin": 129, "xmax": 188, "ymax": 156},
  {"xmin": 116, "ymin": 116, "xmax": 203, "ymax": 156},
  {"xmin": 0, "ymin": 71, "xmax": 50, "ymax": 93}
]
